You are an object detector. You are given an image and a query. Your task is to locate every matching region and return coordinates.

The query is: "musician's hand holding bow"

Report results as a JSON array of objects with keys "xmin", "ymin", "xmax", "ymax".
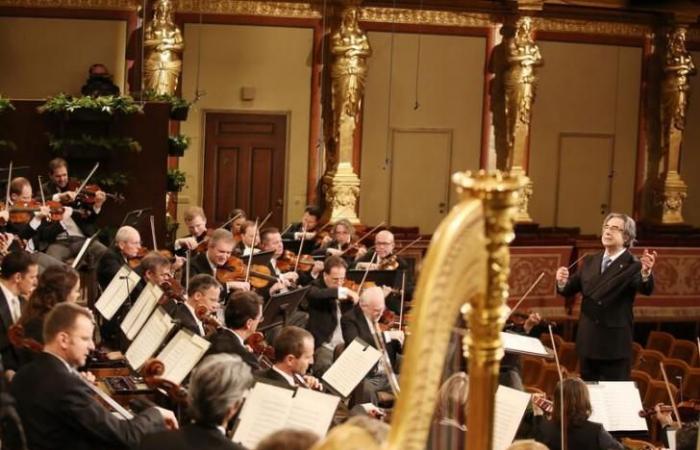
[
  {"xmin": 93, "ymin": 189, "xmax": 106, "ymax": 209},
  {"xmin": 155, "ymin": 407, "xmax": 179, "ymax": 430},
  {"xmin": 523, "ymin": 312, "xmax": 542, "ymax": 334},
  {"xmin": 640, "ymin": 249, "xmax": 657, "ymax": 278},
  {"xmin": 227, "ymin": 281, "xmax": 251, "ymax": 291},
  {"xmin": 555, "ymin": 266, "xmax": 569, "ymax": 288},
  {"xmin": 302, "ymin": 375, "xmax": 322, "ymax": 390},
  {"xmin": 59, "ymin": 191, "xmax": 77, "ymax": 204},
  {"xmin": 79, "ymin": 371, "xmax": 96, "ymax": 384},
  {"xmin": 175, "ymin": 236, "xmax": 199, "ymax": 250}
]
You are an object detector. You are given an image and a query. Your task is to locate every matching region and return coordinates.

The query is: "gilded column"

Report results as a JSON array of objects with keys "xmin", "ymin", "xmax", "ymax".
[
  {"xmin": 502, "ymin": 16, "xmax": 542, "ymax": 222},
  {"xmin": 144, "ymin": 0, "xmax": 184, "ymax": 96},
  {"xmin": 653, "ymin": 25, "xmax": 696, "ymax": 224},
  {"xmin": 322, "ymin": 0, "xmax": 371, "ymax": 224}
]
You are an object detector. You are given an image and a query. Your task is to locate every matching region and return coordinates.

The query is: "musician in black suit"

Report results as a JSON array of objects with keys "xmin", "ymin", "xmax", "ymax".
[
  {"xmin": 306, "ymin": 256, "xmax": 358, "ymax": 376},
  {"xmin": 341, "ymin": 286, "xmax": 403, "ymax": 405},
  {"xmin": 281, "ymin": 205, "xmax": 322, "ymax": 242},
  {"xmin": 96, "ymin": 225, "xmax": 142, "ymax": 290},
  {"xmin": 164, "ymin": 274, "xmax": 221, "ymax": 336},
  {"xmin": 0, "ymin": 251, "xmax": 39, "ymax": 376},
  {"xmin": 11, "ymin": 303, "xmax": 176, "ymax": 450},
  {"xmin": 139, "ymin": 353, "xmax": 252, "ymax": 450},
  {"xmin": 173, "ymin": 206, "xmax": 210, "ymax": 256},
  {"xmin": 556, "ymin": 213, "xmax": 656, "ymax": 381},
  {"xmin": 206, "ymin": 290, "xmax": 263, "ymax": 370},
  {"xmin": 257, "ymin": 325, "xmax": 322, "ymax": 390},
  {"xmin": 233, "ymin": 220, "xmax": 260, "ymax": 257},
  {"xmin": 41, "ymin": 158, "xmax": 108, "ymax": 264}
]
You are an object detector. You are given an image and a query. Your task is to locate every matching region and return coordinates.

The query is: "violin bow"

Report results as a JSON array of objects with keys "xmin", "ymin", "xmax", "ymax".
[
  {"xmin": 258, "ymin": 211, "xmax": 273, "ymax": 230},
  {"xmin": 5, "ymin": 161, "xmax": 12, "ymax": 206},
  {"xmin": 505, "ymin": 271, "xmax": 545, "ymax": 323},
  {"xmin": 393, "ymin": 236, "xmax": 422, "ymax": 257},
  {"xmin": 75, "ymin": 162, "xmax": 100, "ymax": 198},
  {"xmin": 398, "ymin": 271, "xmax": 406, "ymax": 329},
  {"xmin": 371, "ymin": 320, "xmax": 401, "ymax": 396},
  {"xmin": 548, "ymin": 324, "xmax": 567, "ymax": 450},
  {"xmin": 293, "ymin": 225, "xmax": 307, "ymax": 273},
  {"xmin": 245, "ymin": 219, "xmax": 259, "ymax": 283},
  {"xmin": 358, "ymin": 252, "xmax": 377, "ymax": 292},
  {"xmin": 659, "ymin": 361, "xmax": 683, "ymax": 428},
  {"xmin": 280, "ymin": 223, "xmax": 293, "ymax": 236},
  {"xmin": 38, "ymin": 175, "xmax": 46, "ymax": 206},
  {"xmin": 150, "ymin": 215, "xmax": 158, "ymax": 251},
  {"xmin": 218, "ymin": 212, "xmax": 241, "ymax": 230},
  {"xmin": 185, "ymin": 250, "xmax": 191, "ymax": 294},
  {"xmin": 340, "ymin": 222, "xmax": 385, "ymax": 256}
]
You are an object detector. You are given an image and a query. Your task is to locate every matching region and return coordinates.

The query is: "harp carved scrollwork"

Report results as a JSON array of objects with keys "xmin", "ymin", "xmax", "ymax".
[{"xmin": 312, "ymin": 170, "xmax": 526, "ymax": 450}]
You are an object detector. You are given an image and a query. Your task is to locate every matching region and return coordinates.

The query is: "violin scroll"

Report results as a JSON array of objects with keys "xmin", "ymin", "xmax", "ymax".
[{"xmin": 141, "ymin": 359, "xmax": 189, "ymax": 405}]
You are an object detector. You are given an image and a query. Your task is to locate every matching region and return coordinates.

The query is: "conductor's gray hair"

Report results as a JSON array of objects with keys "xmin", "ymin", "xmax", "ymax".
[
  {"xmin": 602, "ymin": 213, "xmax": 637, "ymax": 248},
  {"xmin": 188, "ymin": 354, "xmax": 253, "ymax": 425}
]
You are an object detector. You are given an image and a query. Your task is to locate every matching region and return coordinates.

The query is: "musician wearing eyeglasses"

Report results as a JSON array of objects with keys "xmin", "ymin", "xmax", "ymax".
[
  {"xmin": 555, "ymin": 213, "xmax": 656, "ymax": 382},
  {"xmin": 257, "ymin": 325, "xmax": 322, "ymax": 391}
]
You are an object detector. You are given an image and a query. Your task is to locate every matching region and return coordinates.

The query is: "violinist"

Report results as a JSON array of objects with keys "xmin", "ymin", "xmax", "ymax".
[
  {"xmin": 313, "ymin": 219, "xmax": 367, "ymax": 265},
  {"xmin": 233, "ymin": 220, "xmax": 260, "ymax": 257},
  {"xmin": 206, "ymin": 290, "xmax": 264, "ymax": 370},
  {"xmin": 165, "ymin": 274, "xmax": 221, "ymax": 337},
  {"xmin": 11, "ymin": 303, "xmax": 178, "ymax": 450},
  {"xmin": 173, "ymin": 206, "xmax": 210, "ymax": 256},
  {"xmin": 130, "ymin": 251, "xmax": 174, "ymax": 302},
  {"xmin": 306, "ymin": 256, "xmax": 358, "ymax": 376},
  {"xmin": 41, "ymin": 158, "xmax": 108, "ymax": 265},
  {"xmin": 261, "ymin": 227, "xmax": 322, "ymax": 293},
  {"xmin": 227, "ymin": 208, "xmax": 247, "ymax": 235},
  {"xmin": 282, "ymin": 205, "xmax": 322, "ymax": 243},
  {"xmin": 501, "ymin": 308, "xmax": 543, "ymax": 390},
  {"xmin": 96, "ymin": 225, "xmax": 142, "ymax": 290},
  {"xmin": 257, "ymin": 325, "xmax": 322, "ymax": 391},
  {"xmin": 187, "ymin": 228, "xmax": 250, "ymax": 298},
  {"xmin": 138, "ymin": 354, "xmax": 252, "ymax": 450},
  {"xmin": 341, "ymin": 286, "xmax": 403, "ymax": 406}
]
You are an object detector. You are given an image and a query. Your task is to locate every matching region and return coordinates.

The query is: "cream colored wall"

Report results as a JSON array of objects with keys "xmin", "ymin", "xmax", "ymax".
[
  {"xmin": 360, "ymin": 32, "xmax": 486, "ymax": 227},
  {"xmin": 0, "ymin": 17, "xmax": 126, "ymax": 98},
  {"xmin": 679, "ymin": 51, "xmax": 700, "ymax": 227},
  {"xmin": 529, "ymin": 42, "xmax": 642, "ymax": 233},
  {"xmin": 179, "ymin": 24, "xmax": 312, "ymax": 228}
]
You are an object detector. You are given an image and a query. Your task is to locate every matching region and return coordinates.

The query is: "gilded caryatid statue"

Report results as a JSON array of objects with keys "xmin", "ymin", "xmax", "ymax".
[
  {"xmin": 144, "ymin": 0, "xmax": 184, "ymax": 96},
  {"xmin": 655, "ymin": 25, "xmax": 696, "ymax": 224},
  {"xmin": 502, "ymin": 16, "xmax": 542, "ymax": 222},
  {"xmin": 322, "ymin": 1, "xmax": 371, "ymax": 224}
]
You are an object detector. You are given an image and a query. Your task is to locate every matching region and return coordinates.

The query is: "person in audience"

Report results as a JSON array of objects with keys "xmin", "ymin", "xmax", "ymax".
[
  {"xmin": 555, "ymin": 213, "xmax": 655, "ymax": 381},
  {"xmin": 206, "ymin": 290, "xmax": 264, "ymax": 370},
  {"xmin": 174, "ymin": 206, "xmax": 210, "ymax": 255},
  {"xmin": 257, "ymin": 325, "xmax": 322, "ymax": 390},
  {"xmin": 81, "ymin": 63, "xmax": 120, "ymax": 96},
  {"xmin": 306, "ymin": 255, "xmax": 358, "ymax": 376},
  {"xmin": 532, "ymin": 377, "xmax": 622, "ymax": 450},
  {"xmin": 139, "ymin": 354, "xmax": 252, "ymax": 450},
  {"xmin": 254, "ymin": 429, "xmax": 319, "ymax": 450},
  {"xmin": 11, "ymin": 303, "xmax": 176, "ymax": 450},
  {"xmin": 165, "ymin": 274, "xmax": 221, "ymax": 336},
  {"xmin": 0, "ymin": 251, "xmax": 39, "ymax": 376}
]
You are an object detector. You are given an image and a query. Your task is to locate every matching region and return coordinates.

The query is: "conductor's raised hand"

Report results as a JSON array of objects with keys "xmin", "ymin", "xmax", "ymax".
[
  {"xmin": 555, "ymin": 266, "xmax": 569, "ymax": 285},
  {"xmin": 640, "ymin": 249, "xmax": 657, "ymax": 277}
]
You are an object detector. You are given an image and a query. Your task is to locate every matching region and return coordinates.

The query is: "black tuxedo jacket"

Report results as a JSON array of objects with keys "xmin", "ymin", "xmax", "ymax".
[
  {"xmin": 558, "ymin": 249, "xmax": 654, "ymax": 360},
  {"xmin": 185, "ymin": 252, "xmax": 230, "ymax": 302},
  {"xmin": 340, "ymin": 305, "xmax": 400, "ymax": 368},
  {"xmin": 139, "ymin": 423, "xmax": 244, "ymax": 450},
  {"xmin": 352, "ymin": 249, "xmax": 415, "ymax": 313},
  {"xmin": 306, "ymin": 277, "xmax": 354, "ymax": 349},
  {"xmin": 534, "ymin": 417, "xmax": 623, "ymax": 450},
  {"xmin": 0, "ymin": 287, "xmax": 19, "ymax": 371},
  {"xmin": 163, "ymin": 299, "xmax": 203, "ymax": 336},
  {"xmin": 206, "ymin": 328, "xmax": 261, "ymax": 370},
  {"xmin": 11, "ymin": 352, "xmax": 164, "ymax": 450},
  {"xmin": 256, "ymin": 367, "xmax": 296, "ymax": 388},
  {"xmin": 97, "ymin": 248, "xmax": 128, "ymax": 290},
  {"xmin": 42, "ymin": 180, "xmax": 100, "ymax": 236}
]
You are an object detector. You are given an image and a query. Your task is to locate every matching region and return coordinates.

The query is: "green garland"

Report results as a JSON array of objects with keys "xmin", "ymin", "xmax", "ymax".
[
  {"xmin": 143, "ymin": 90, "xmax": 190, "ymax": 111},
  {"xmin": 48, "ymin": 134, "xmax": 142, "ymax": 154},
  {"xmin": 0, "ymin": 96, "xmax": 15, "ymax": 113},
  {"xmin": 38, "ymin": 93, "xmax": 143, "ymax": 115},
  {"xmin": 167, "ymin": 169, "xmax": 187, "ymax": 191}
]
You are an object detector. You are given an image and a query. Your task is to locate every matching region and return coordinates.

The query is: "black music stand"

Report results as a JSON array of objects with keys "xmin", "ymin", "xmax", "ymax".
[
  {"xmin": 248, "ymin": 250, "xmax": 275, "ymax": 267},
  {"xmin": 345, "ymin": 270, "xmax": 398, "ymax": 287},
  {"xmin": 282, "ymin": 239, "xmax": 317, "ymax": 255},
  {"xmin": 109, "ymin": 208, "xmax": 152, "ymax": 247},
  {"xmin": 259, "ymin": 286, "xmax": 309, "ymax": 331}
]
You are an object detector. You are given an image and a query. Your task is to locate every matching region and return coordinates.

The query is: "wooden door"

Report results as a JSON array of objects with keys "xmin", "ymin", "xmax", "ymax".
[
  {"xmin": 555, "ymin": 134, "xmax": 614, "ymax": 234},
  {"xmin": 388, "ymin": 129, "xmax": 452, "ymax": 234},
  {"xmin": 203, "ymin": 112, "xmax": 286, "ymax": 228}
]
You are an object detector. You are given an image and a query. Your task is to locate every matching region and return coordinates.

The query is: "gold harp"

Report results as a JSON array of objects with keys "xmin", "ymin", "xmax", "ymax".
[{"xmin": 313, "ymin": 170, "xmax": 526, "ymax": 450}]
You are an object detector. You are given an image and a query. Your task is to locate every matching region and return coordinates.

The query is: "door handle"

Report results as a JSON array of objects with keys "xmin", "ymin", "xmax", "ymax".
[
  {"xmin": 276, "ymin": 198, "xmax": 283, "ymax": 207},
  {"xmin": 600, "ymin": 203, "xmax": 608, "ymax": 215},
  {"xmin": 439, "ymin": 202, "xmax": 446, "ymax": 214}
]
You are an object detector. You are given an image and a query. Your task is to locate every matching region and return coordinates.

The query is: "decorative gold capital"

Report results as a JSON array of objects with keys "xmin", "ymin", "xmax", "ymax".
[
  {"xmin": 510, "ymin": 167, "xmax": 533, "ymax": 222},
  {"xmin": 653, "ymin": 172, "xmax": 688, "ymax": 224},
  {"xmin": 321, "ymin": 163, "xmax": 361, "ymax": 224},
  {"xmin": 143, "ymin": 0, "xmax": 184, "ymax": 96}
]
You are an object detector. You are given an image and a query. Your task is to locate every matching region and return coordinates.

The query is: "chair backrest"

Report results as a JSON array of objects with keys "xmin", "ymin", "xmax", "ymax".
[
  {"xmin": 631, "ymin": 341, "xmax": 643, "ymax": 367},
  {"xmin": 521, "ymin": 355, "xmax": 544, "ymax": 388},
  {"xmin": 630, "ymin": 369, "xmax": 652, "ymax": 405},
  {"xmin": 646, "ymin": 331, "xmax": 675, "ymax": 354},
  {"xmin": 557, "ymin": 341, "xmax": 578, "ymax": 374},
  {"xmin": 682, "ymin": 367, "xmax": 700, "ymax": 400},
  {"xmin": 661, "ymin": 358, "xmax": 690, "ymax": 390},
  {"xmin": 635, "ymin": 349, "xmax": 665, "ymax": 379},
  {"xmin": 540, "ymin": 332, "xmax": 563, "ymax": 349},
  {"xmin": 644, "ymin": 379, "xmax": 678, "ymax": 408},
  {"xmin": 669, "ymin": 339, "xmax": 699, "ymax": 367},
  {"xmin": 536, "ymin": 362, "xmax": 562, "ymax": 397}
]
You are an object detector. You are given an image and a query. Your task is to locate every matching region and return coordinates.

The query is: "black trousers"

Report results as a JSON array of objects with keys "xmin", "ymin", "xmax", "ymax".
[{"xmin": 579, "ymin": 356, "xmax": 631, "ymax": 381}]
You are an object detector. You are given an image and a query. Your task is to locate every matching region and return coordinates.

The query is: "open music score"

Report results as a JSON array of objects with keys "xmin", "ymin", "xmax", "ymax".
[
  {"xmin": 500, "ymin": 332, "xmax": 553, "ymax": 358},
  {"xmin": 125, "ymin": 307, "xmax": 175, "ymax": 370},
  {"xmin": 587, "ymin": 381, "xmax": 647, "ymax": 432},
  {"xmin": 322, "ymin": 338, "xmax": 382, "ymax": 398},
  {"xmin": 232, "ymin": 382, "xmax": 340, "ymax": 449},
  {"xmin": 95, "ymin": 265, "xmax": 141, "ymax": 320},
  {"xmin": 492, "ymin": 385, "xmax": 532, "ymax": 450},
  {"xmin": 121, "ymin": 282, "xmax": 163, "ymax": 340},
  {"xmin": 155, "ymin": 329, "xmax": 210, "ymax": 385}
]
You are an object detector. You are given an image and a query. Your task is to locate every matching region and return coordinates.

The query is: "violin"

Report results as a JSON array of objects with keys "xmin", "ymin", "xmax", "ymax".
[
  {"xmin": 0, "ymin": 200, "xmax": 65, "ymax": 225},
  {"xmin": 8, "ymin": 323, "xmax": 43, "ymax": 352},
  {"xmin": 65, "ymin": 180, "xmax": 124, "ymax": 205},
  {"xmin": 246, "ymin": 331, "xmax": 275, "ymax": 367},
  {"xmin": 195, "ymin": 304, "xmax": 222, "ymax": 335},
  {"xmin": 377, "ymin": 254, "xmax": 400, "ymax": 270},
  {"xmin": 507, "ymin": 311, "xmax": 556, "ymax": 329},
  {"xmin": 378, "ymin": 309, "xmax": 400, "ymax": 332},
  {"xmin": 639, "ymin": 400, "xmax": 700, "ymax": 421},
  {"xmin": 159, "ymin": 277, "xmax": 186, "ymax": 304},
  {"xmin": 215, "ymin": 255, "xmax": 278, "ymax": 289},
  {"xmin": 141, "ymin": 359, "xmax": 189, "ymax": 405},
  {"xmin": 277, "ymin": 250, "xmax": 315, "ymax": 273}
]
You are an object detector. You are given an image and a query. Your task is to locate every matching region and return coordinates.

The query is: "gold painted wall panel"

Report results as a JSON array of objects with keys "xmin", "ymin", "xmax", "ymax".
[
  {"xmin": 359, "ymin": 32, "xmax": 485, "ymax": 227},
  {"xmin": 179, "ymin": 24, "xmax": 312, "ymax": 228},
  {"xmin": 529, "ymin": 41, "xmax": 642, "ymax": 233},
  {"xmin": 0, "ymin": 17, "xmax": 126, "ymax": 98},
  {"xmin": 679, "ymin": 51, "xmax": 700, "ymax": 227}
]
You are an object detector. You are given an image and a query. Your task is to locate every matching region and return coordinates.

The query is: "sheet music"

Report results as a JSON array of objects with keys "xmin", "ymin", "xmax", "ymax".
[
  {"xmin": 95, "ymin": 266, "xmax": 141, "ymax": 320},
  {"xmin": 156, "ymin": 330, "xmax": 211, "ymax": 384},
  {"xmin": 666, "ymin": 428, "xmax": 677, "ymax": 450},
  {"xmin": 587, "ymin": 382, "xmax": 647, "ymax": 431},
  {"xmin": 492, "ymin": 385, "xmax": 532, "ymax": 450},
  {"xmin": 71, "ymin": 232, "xmax": 99, "ymax": 269},
  {"xmin": 125, "ymin": 308, "xmax": 174, "ymax": 370},
  {"xmin": 121, "ymin": 283, "xmax": 163, "ymax": 340},
  {"xmin": 322, "ymin": 339, "xmax": 381, "ymax": 397},
  {"xmin": 500, "ymin": 332, "xmax": 550, "ymax": 357},
  {"xmin": 232, "ymin": 382, "xmax": 339, "ymax": 449}
]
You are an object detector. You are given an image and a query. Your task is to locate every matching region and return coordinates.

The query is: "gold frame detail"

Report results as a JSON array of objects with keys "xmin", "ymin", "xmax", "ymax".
[
  {"xmin": 172, "ymin": 0, "xmax": 320, "ymax": 18},
  {"xmin": 359, "ymin": 7, "xmax": 492, "ymax": 27},
  {"xmin": 0, "ymin": 0, "xmax": 140, "ymax": 11},
  {"xmin": 532, "ymin": 17, "xmax": 650, "ymax": 37}
]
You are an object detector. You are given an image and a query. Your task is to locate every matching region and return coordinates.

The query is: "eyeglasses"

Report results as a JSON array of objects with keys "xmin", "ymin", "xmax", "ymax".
[
  {"xmin": 602, "ymin": 225, "xmax": 624, "ymax": 233},
  {"xmin": 375, "ymin": 241, "xmax": 393, "ymax": 246}
]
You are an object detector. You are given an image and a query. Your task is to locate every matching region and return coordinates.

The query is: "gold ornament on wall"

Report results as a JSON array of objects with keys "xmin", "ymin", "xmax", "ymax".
[{"xmin": 144, "ymin": 0, "xmax": 184, "ymax": 96}]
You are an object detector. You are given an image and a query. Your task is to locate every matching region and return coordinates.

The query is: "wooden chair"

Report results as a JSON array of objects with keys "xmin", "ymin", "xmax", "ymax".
[
  {"xmin": 634, "ymin": 349, "xmax": 665, "ymax": 379},
  {"xmin": 669, "ymin": 339, "xmax": 699, "ymax": 367},
  {"xmin": 644, "ymin": 379, "xmax": 678, "ymax": 408},
  {"xmin": 661, "ymin": 358, "xmax": 690, "ymax": 390},
  {"xmin": 536, "ymin": 362, "xmax": 562, "ymax": 397},
  {"xmin": 645, "ymin": 331, "xmax": 675, "ymax": 354},
  {"xmin": 521, "ymin": 355, "xmax": 544, "ymax": 387},
  {"xmin": 631, "ymin": 341, "xmax": 643, "ymax": 367},
  {"xmin": 540, "ymin": 332, "xmax": 562, "ymax": 350},
  {"xmin": 557, "ymin": 341, "xmax": 578, "ymax": 374},
  {"xmin": 682, "ymin": 367, "xmax": 700, "ymax": 400},
  {"xmin": 630, "ymin": 369, "xmax": 652, "ymax": 405}
]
